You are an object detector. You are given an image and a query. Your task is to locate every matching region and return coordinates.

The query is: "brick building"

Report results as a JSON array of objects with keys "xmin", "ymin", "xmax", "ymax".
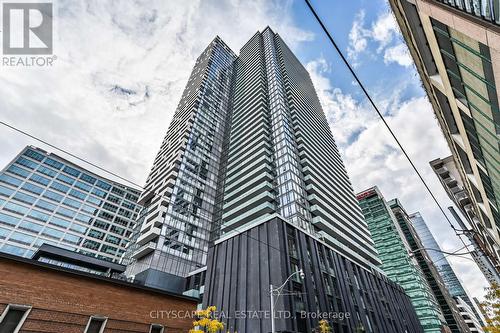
[{"xmin": 0, "ymin": 253, "xmax": 197, "ymax": 333}]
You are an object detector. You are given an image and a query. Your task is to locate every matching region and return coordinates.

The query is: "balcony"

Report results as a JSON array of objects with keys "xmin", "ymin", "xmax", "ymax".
[
  {"xmin": 434, "ymin": 166, "xmax": 448, "ymax": 175},
  {"xmin": 131, "ymin": 241, "xmax": 156, "ymax": 260},
  {"xmin": 454, "ymin": 190, "xmax": 471, "ymax": 207},
  {"xmin": 136, "ymin": 226, "xmax": 161, "ymax": 246}
]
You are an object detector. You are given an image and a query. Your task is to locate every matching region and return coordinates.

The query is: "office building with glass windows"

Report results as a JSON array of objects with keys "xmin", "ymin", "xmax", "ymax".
[
  {"xmin": 0, "ymin": 146, "xmax": 141, "ymax": 264},
  {"xmin": 357, "ymin": 187, "xmax": 446, "ymax": 332},
  {"xmin": 125, "ymin": 27, "xmax": 424, "ymax": 332},
  {"xmin": 389, "ymin": 199, "xmax": 471, "ymax": 333},
  {"xmin": 410, "ymin": 211, "xmax": 485, "ymax": 326},
  {"xmin": 388, "ymin": 0, "xmax": 500, "ymax": 276}
]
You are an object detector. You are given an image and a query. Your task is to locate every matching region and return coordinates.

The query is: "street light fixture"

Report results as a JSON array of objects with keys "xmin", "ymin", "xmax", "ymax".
[{"xmin": 269, "ymin": 269, "xmax": 305, "ymax": 333}]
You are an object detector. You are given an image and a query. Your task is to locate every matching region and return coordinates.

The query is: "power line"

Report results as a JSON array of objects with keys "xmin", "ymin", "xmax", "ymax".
[
  {"xmin": 304, "ymin": 0, "xmax": 472, "ymax": 253},
  {"xmin": 0, "ymin": 120, "xmax": 144, "ymax": 189}
]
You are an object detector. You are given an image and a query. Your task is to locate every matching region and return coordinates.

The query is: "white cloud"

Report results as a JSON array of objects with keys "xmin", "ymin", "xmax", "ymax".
[
  {"xmin": 0, "ymin": 0, "xmax": 313, "ymax": 186},
  {"xmin": 347, "ymin": 10, "xmax": 409, "ymax": 67},
  {"xmin": 371, "ymin": 12, "xmax": 398, "ymax": 50},
  {"xmin": 384, "ymin": 43, "xmax": 413, "ymax": 67},
  {"xmin": 347, "ymin": 10, "xmax": 369, "ymax": 63},
  {"xmin": 307, "ymin": 57, "xmax": 490, "ymax": 300}
]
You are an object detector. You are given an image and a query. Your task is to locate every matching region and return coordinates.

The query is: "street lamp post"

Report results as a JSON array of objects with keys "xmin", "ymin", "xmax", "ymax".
[{"xmin": 269, "ymin": 269, "xmax": 305, "ymax": 333}]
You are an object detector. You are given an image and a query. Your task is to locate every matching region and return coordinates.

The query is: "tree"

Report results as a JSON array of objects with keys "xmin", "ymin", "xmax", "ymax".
[
  {"xmin": 482, "ymin": 283, "xmax": 500, "ymax": 333},
  {"xmin": 189, "ymin": 306, "xmax": 224, "ymax": 333},
  {"xmin": 318, "ymin": 319, "xmax": 332, "ymax": 333}
]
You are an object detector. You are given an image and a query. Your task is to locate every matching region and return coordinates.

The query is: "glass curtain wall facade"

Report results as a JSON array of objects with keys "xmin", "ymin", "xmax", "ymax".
[
  {"xmin": 125, "ymin": 37, "xmax": 236, "ymax": 280},
  {"xmin": 409, "ymin": 212, "xmax": 482, "ymax": 323},
  {"xmin": 0, "ymin": 146, "xmax": 141, "ymax": 263},
  {"xmin": 357, "ymin": 187, "xmax": 445, "ymax": 332},
  {"xmin": 389, "ymin": 199, "xmax": 470, "ymax": 333},
  {"xmin": 387, "ymin": 0, "xmax": 500, "ymax": 275}
]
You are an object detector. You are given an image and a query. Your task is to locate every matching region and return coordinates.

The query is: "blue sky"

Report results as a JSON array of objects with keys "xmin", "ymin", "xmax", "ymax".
[{"xmin": 0, "ymin": 0, "xmax": 488, "ymax": 299}]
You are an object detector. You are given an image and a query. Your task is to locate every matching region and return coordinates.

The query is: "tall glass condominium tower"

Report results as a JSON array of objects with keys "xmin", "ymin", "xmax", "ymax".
[
  {"xmin": 125, "ymin": 36, "xmax": 236, "ymax": 282},
  {"xmin": 126, "ymin": 28, "xmax": 379, "ymax": 283},
  {"xmin": 126, "ymin": 28, "xmax": 423, "ymax": 332},
  {"xmin": 0, "ymin": 146, "xmax": 141, "ymax": 263}
]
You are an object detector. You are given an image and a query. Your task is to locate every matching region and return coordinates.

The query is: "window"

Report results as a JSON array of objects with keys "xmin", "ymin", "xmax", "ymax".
[
  {"xmin": 0, "ymin": 213, "xmax": 20, "ymax": 226},
  {"xmin": 49, "ymin": 217, "xmax": 70, "ymax": 228},
  {"xmin": 43, "ymin": 190, "xmax": 63, "ymax": 203},
  {"xmin": 86, "ymin": 196, "xmax": 102, "ymax": 206},
  {"xmin": 80, "ymin": 173, "xmax": 97, "ymax": 185},
  {"xmin": 15, "ymin": 157, "xmax": 38, "ymax": 169},
  {"xmin": 88, "ymin": 229, "xmax": 105, "ymax": 240},
  {"xmin": 75, "ymin": 213, "xmax": 93, "ymax": 224},
  {"xmin": 63, "ymin": 197, "xmax": 81, "ymax": 209},
  {"xmin": 56, "ymin": 173, "xmax": 75, "ymax": 185},
  {"xmin": 103, "ymin": 202, "xmax": 118, "ymax": 213},
  {"xmin": 91, "ymin": 188, "xmax": 106, "ymax": 198},
  {"xmin": 63, "ymin": 233, "xmax": 82, "ymax": 245},
  {"xmin": 29, "ymin": 174, "xmax": 50, "ymax": 186},
  {"xmin": 96, "ymin": 180, "xmax": 111, "ymax": 191},
  {"xmin": 35, "ymin": 199, "xmax": 57, "ymax": 212},
  {"xmin": 110, "ymin": 225, "xmax": 124, "ymax": 235},
  {"xmin": 37, "ymin": 166, "xmax": 57, "ymax": 177},
  {"xmin": 9, "ymin": 231, "xmax": 36, "ymax": 246},
  {"xmin": 69, "ymin": 223, "xmax": 88, "ymax": 234},
  {"xmin": 62, "ymin": 166, "xmax": 80, "ymax": 177},
  {"xmin": 122, "ymin": 200, "xmax": 135, "ymax": 210},
  {"xmin": 93, "ymin": 220, "xmax": 109, "ymax": 230},
  {"xmin": 101, "ymin": 244, "xmax": 117, "ymax": 255},
  {"xmin": 1, "ymin": 245, "xmax": 26, "ymax": 256},
  {"xmin": 41, "ymin": 227, "xmax": 64, "ymax": 240},
  {"xmin": 18, "ymin": 221, "xmax": 43, "ymax": 233},
  {"xmin": 84, "ymin": 316, "xmax": 107, "ymax": 333},
  {"xmin": 43, "ymin": 157, "xmax": 63, "ymax": 170},
  {"xmin": 24, "ymin": 149, "xmax": 44, "ymax": 161},
  {"xmin": 111, "ymin": 187, "xmax": 125, "ymax": 196},
  {"xmin": 69, "ymin": 189, "xmax": 87, "ymax": 200},
  {"xmin": 0, "ymin": 185, "xmax": 15, "ymax": 198},
  {"xmin": 0, "ymin": 304, "xmax": 31, "ymax": 333},
  {"xmin": 107, "ymin": 194, "xmax": 120, "ymax": 204},
  {"xmin": 105, "ymin": 235, "xmax": 120, "ymax": 245},
  {"xmin": 27, "ymin": 210, "xmax": 50, "ymax": 222},
  {"xmin": 98, "ymin": 211, "xmax": 114, "ymax": 221},
  {"xmin": 75, "ymin": 181, "xmax": 91, "ymax": 192},
  {"xmin": 0, "ymin": 226, "xmax": 10, "ymax": 239},
  {"xmin": 4, "ymin": 203, "xmax": 29, "ymax": 216},
  {"xmin": 7, "ymin": 165, "xmax": 30, "ymax": 178},
  {"xmin": 21, "ymin": 183, "xmax": 43, "ymax": 195},
  {"xmin": 0, "ymin": 174, "xmax": 23, "ymax": 187},
  {"xmin": 56, "ymin": 207, "xmax": 76, "ymax": 218},
  {"xmin": 150, "ymin": 324, "xmax": 164, "ymax": 333},
  {"xmin": 82, "ymin": 240, "xmax": 100, "ymax": 251},
  {"xmin": 13, "ymin": 192, "xmax": 36, "ymax": 205},
  {"xmin": 82, "ymin": 205, "xmax": 98, "ymax": 215},
  {"xmin": 50, "ymin": 181, "xmax": 69, "ymax": 193}
]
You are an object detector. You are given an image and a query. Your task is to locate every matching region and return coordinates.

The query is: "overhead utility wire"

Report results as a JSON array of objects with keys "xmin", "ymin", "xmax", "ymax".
[
  {"xmin": 0, "ymin": 121, "xmax": 144, "ymax": 189},
  {"xmin": 304, "ymin": 0, "xmax": 472, "ymax": 253}
]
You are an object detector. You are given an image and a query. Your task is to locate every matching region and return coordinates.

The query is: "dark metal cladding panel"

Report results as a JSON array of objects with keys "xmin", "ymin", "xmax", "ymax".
[{"xmin": 204, "ymin": 218, "xmax": 424, "ymax": 333}]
